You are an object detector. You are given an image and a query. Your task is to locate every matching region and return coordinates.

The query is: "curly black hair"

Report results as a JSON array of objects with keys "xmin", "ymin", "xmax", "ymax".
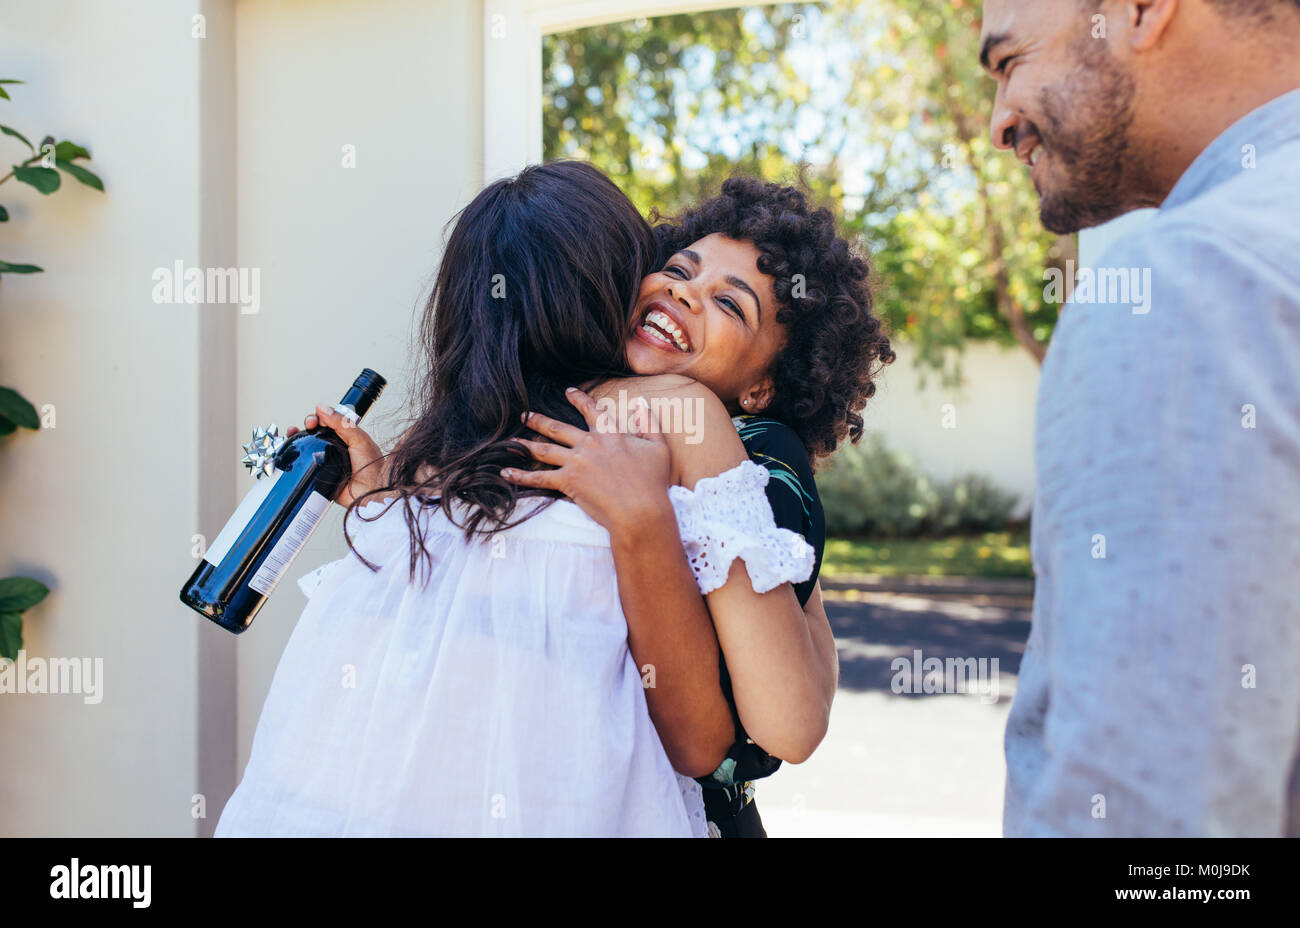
[{"xmin": 651, "ymin": 175, "xmax": 895, "ymax": 467}]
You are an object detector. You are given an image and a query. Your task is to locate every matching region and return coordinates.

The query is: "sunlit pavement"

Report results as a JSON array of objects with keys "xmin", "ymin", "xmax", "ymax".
[{"xmin": 752, "ymin": 588, "xmax": 1033, "ymax": 838}]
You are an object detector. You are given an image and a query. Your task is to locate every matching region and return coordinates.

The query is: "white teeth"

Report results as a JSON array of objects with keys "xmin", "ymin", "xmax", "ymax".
[
  {"xmin": 643, "ymin": 309, "xmax": 689, "ymax": 351},
  {"xmin": 641, "ymin": 324, "xmax": 674, "ymax": 348}
]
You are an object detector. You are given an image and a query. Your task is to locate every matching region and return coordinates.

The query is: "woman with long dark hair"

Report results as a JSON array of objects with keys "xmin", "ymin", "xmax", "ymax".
[{"xmin": 214, "ymin": 161, "xmax": 817, "ymax": 836}]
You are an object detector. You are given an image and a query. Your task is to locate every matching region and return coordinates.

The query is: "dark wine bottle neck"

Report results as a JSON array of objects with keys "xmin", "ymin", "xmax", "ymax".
[{"xmin": 335, "ymin": 369, "xmax": 386, "ymax": 422}]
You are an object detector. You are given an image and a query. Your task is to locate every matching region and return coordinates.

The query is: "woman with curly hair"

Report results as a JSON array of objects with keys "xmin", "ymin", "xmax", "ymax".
[{"xmin": 504, "ymin": 174, "xmax": 895, "ymax": 836}]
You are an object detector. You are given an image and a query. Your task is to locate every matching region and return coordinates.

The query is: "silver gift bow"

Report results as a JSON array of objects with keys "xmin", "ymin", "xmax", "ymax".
[{"xmin": 241, "ymin": 424, "xmax": 286, "ymax": 479}]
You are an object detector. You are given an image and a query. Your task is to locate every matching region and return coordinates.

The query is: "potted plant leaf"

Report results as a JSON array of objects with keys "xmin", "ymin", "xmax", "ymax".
[{"xmin": 0, "ymin": 76, "xmax": 104, "ymax": 660}]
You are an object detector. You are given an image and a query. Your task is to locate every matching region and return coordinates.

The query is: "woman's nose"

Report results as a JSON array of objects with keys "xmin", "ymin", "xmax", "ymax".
[{"xmin": 667, "ymin": 284, "xmax": 700, "ymax": 314}]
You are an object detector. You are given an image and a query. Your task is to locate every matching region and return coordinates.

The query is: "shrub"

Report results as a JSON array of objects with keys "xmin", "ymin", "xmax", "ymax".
[
  {"xmin": 934, "ymin": 474, "xmax": 1019, "ymax": 534},
  {"xmin": 817, "ymin": 434, "xmax": 1018, "ymax": 537}
]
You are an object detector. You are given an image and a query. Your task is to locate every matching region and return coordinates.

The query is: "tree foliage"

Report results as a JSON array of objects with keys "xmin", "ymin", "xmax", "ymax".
[{"xmin": 543, "ymin": 0, "xmax": 1071, "ymax": 384}]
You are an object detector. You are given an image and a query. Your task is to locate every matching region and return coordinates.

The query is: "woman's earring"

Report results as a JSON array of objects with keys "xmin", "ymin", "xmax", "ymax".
[{"xmin": 742, "ymin": 398, "xmax": 751, "ymax": 407}]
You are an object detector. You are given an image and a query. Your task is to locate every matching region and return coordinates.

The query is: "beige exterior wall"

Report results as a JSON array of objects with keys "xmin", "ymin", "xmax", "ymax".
[
  {"xmin": 863, "ymin": 341, "xmax": 1040, "ymax": 518},
  {"xmin": 230, "ymin": 0, "xmax": 485, "ymax": 791},
  {"xmin": 0, "ymin": 0, "xmax": 484, "ymax": 836},
  {"xmin": 0, "ymin": 0, "xmax": 228, "ymax": 838}
]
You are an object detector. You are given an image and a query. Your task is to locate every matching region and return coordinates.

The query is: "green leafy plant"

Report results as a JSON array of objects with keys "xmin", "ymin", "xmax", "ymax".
[
  {"xmin": 1, "ymin": 76, "xmax": 101, "ymax": 659},
  {"xmin": 1, "ymin": 77, "xmax": 104, "ymax": 277},
  {"xmin": 933, "ymin": 473, "xmax": 1019, "ymax": 534},
  {"xmin": 0, "ymin": 577, "xmax": 48, "ymax": 662},
  {"xmin": 818, "ymin": 434, "xmax": 941, "ymax": 536},
  {"xmin": 818, "ymin": 433, "xmax": 1018, "ymax": 537},
  {"xmin": 0, "ymin": 387, "xmax": 44, "ymax": 661}
]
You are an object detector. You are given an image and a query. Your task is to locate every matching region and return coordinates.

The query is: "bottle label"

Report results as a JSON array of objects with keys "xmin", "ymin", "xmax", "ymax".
[
  {"xmin": 204, "ymin": 470, "xmax": 284, "ymax": 568},
  {"xmin": 248, "ymin": 491, "xmax": 333, "ymax": 596}
]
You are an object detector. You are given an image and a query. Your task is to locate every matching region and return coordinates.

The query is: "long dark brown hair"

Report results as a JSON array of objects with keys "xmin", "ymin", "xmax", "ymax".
[{"xmin": 345, "ymin": 160, "xmax": 656, "ymax": 583}]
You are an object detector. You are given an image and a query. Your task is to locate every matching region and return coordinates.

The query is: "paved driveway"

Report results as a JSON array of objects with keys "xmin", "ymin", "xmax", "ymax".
[{"xmin": 755, "ymin": 587, "xmax": 1033, "ymax": 837}]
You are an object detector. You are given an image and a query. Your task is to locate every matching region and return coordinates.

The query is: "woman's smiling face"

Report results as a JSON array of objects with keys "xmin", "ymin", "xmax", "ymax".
[{"xmin": 627, "ymin": 233, "xmax": 785, "ymax": 411}]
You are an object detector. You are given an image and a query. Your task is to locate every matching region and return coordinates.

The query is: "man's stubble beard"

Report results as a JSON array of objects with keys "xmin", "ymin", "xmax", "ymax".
[{"xmin": 1035, "ymin": 38, "xmax": 1151, "ymax": 234}]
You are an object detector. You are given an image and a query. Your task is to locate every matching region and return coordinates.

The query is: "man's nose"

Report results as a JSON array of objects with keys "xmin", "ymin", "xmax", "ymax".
[{"xmin": 990, "ymin": 97, "xmax": 1018, "ymax": 152}]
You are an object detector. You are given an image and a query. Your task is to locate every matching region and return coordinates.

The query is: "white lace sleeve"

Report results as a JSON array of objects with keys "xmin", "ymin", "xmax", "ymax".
[{"xmin": 667, "ymin": 459, "xmax": 815, "ymax": 596}]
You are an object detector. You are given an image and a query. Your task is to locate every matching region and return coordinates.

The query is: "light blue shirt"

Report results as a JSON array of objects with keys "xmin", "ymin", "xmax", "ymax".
[{"xmin": 1004, "ymin": 87, "xmax": 1300, "ymax": 836}]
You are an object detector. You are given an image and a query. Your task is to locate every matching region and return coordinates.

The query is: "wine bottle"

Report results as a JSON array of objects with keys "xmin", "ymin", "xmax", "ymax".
[{"xmin": 180, "ymin": 368, "xmax": 387, "ymax": 634}]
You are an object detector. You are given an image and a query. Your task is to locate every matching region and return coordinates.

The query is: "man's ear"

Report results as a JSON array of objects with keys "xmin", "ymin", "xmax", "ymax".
[{"xmin": 1126, "ymin": 0, "xmax": 1180, "ymax": 52}]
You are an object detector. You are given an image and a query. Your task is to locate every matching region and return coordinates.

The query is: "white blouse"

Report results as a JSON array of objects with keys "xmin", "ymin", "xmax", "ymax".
[{"xmin": 215, "ymin": 459, "xmax": 814, "ymax": 837}]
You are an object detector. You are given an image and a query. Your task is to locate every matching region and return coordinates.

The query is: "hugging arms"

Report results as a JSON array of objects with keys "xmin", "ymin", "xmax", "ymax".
[
  {"xmin": 507, "ymin": 378, "xmax": 838, "ymax": 774},
  {"xmin": 280, "ymin": 168, "xmax": 892, "ymax": 836}
]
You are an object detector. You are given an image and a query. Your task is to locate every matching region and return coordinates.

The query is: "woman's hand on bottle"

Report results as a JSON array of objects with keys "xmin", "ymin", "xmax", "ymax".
[
  {"xmin": 286, "ymin": 404, "xmax": 387, "ymax": 508},
  {"xmin": 501, "ymin": 387, "xmax": 673, "ymax": 537}
]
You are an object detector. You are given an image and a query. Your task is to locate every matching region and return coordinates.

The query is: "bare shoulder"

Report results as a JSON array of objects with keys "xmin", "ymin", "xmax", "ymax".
[
  {"xmin": 594, "ymin": 375, "xmax": 731, "ymax": 426},
  {"xmin": 593, "ymin": 373, "xmax": 712, "ymax": 402},
  {"xmin": 591, "ymin": 376, "xmax": 745, "ymax": 488}
]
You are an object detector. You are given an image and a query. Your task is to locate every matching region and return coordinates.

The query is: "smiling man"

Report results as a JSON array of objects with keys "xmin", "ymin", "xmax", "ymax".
[{"xmin": 979, "ymin": 0, "xmax": 1300, "ymax": 836}]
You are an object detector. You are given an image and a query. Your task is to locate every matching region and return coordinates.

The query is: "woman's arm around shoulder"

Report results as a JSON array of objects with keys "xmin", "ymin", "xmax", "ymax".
[{"xmin": 607, "ymin": 380, "xmax": 835, "ymax": 763}]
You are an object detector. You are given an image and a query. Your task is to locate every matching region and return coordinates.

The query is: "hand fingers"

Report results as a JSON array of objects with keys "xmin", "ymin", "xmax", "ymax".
[
  {"xmin": 287, "ymin": 412, "xmax": 318, "ymax": 439},
  {"xmin": 512, "ymin": 437, "xmax": 573, "ymax": 467},
  {"xmin": 564, "ymin": 386, "xmax": 604, "ymax": 430},
  {"xmin": 316, "ymin": 404, "xmax": 379, "ymax": 454},
  {"xmin": 521, "ymin": 410, "xmax": 586, "ymax": 448},
  {"xmin": 500, "ymin": 465, "xmax": 563, "ymax": 492}
]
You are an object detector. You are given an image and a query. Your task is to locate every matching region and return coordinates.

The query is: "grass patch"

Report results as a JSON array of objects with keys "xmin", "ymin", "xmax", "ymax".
[{"xmin": 822, "ymin": 526, "xmax": 1033, "ymax": 579}]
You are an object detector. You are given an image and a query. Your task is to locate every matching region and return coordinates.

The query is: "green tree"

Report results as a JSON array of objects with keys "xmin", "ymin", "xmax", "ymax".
[
  {"xmin": 543, "ymin": 6, "xmax": 819, "ymax": 215},
  {"xmin": 542, "ymin": 0, "xmax": 1070, "ymax": 384},
  {"xmin": 842, "ymin": 0, "xmax": 1068, "ymax": 371}
]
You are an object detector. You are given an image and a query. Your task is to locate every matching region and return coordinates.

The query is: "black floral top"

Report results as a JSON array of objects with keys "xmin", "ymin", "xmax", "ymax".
[{"xmin": 696, "ymin": 415, "xmax": 826, "ymax": 835}]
